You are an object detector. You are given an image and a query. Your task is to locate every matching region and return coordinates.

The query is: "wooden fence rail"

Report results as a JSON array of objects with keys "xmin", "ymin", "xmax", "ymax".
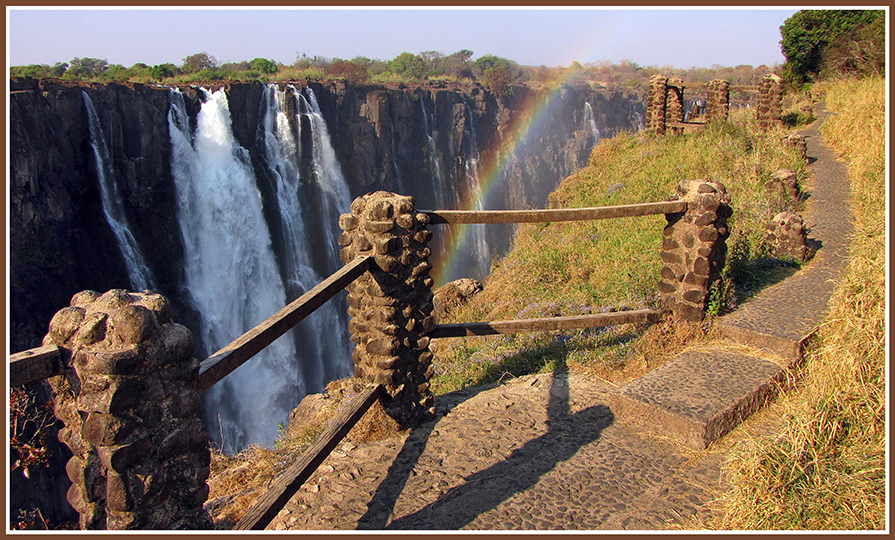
[
  {"xmin": 9, "ymin": 345, "xmax": 63, "ymax": 387},
  {"xmin": 421, "ymin": 200, "xmax": 687, "ymax": 225},
  {"xmin": 196, "ymin": 255, "xmax": 374, "ymax": 393},
  {"xmin": 429, "ymin": 309, "xmax": 668, "ymax": 338},
  {"xmin": 234, "ymin": 383, "xmax": 384, "ymax": 530}
]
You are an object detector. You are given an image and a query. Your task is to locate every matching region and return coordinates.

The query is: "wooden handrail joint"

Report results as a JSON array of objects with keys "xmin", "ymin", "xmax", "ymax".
[{"xmin": 10, "ymin": 345, "xmax": 63, "ymax": 387}]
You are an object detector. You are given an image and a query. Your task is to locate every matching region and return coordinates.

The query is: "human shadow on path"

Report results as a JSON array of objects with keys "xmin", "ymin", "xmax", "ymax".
[{"xmin": 357, "ymin": 356, "xmax": 614, "ymax": 530}]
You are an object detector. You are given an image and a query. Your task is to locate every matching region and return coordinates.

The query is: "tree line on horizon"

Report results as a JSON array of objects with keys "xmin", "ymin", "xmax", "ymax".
[
  {"xmin": 9, "ymin": 9, "xmax": 884, "ymax": 96},
  {"xmin": 10, "ymin": 48, "xmax": 783, "ymax": 97}
]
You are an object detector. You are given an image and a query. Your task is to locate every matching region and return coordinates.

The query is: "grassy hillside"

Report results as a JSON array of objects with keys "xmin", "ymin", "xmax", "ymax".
[
  {"xmin": 432, "ymin": 107, "xmax": 810, "ymax": 393},
  {"xmin": 711, "ymin": 76, "xmax": 886, "ymax": 530}
]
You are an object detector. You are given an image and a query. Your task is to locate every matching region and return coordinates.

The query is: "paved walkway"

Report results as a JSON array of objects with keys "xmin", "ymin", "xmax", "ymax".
[{"xmin": 266, "ymin": 105, "xmax": 853, "ymax": 531}]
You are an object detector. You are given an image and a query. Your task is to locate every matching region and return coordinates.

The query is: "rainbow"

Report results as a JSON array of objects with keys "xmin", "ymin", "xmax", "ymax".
[{"xmin": 430, "ymin": 78, "xmax": 587, "ymax": 286}]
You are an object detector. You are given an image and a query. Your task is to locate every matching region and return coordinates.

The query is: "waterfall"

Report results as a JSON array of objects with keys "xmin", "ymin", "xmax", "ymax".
[
  {"xmin": 458, "ymin": 101, "xmax": 490, "ymax": 281},
  {"xmin": 583, "ymin": 102, "xmax": 601, "ymax": 142},
  {"xmin": 298, "ymin": 87, "xmax": 351, "ymax": 256},
  {"xmin": 82, "ymin": 91, "xmax": 156, "ymax": 291},
  {"xmin": 421, "ymin": 97, "xmax": 446, "ymax": 208},
  {"xmin": 258, "ymin": 83, "xmax": 353, "ymax": 392},
  {"xmin": 168, "ymin": 88, "xmax": 301, "ymax": 454}
]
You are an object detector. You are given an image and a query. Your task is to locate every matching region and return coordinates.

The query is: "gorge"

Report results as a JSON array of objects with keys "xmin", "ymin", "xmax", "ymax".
[{"xmin": 9, "ymin": 77, "xmax": 646, "ymax": 454}]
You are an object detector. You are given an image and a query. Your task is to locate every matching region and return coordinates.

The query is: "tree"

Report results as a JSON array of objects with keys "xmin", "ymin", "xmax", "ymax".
[
  {"xmin": 779, "ymin": 9, "xmax": 884, "ymax": 85},
  {"xmin": 64, "ymin": 57, "xmax": 108, "ymax": 79},
  {"xmin": 389, "ymin": 52, "xmax": 427, "ymax": 80},
  {"xmin": 181, "ymin": 52, "xmax": 218, "ymax": 74},
  {"xmin": 327, "ymin": 60, "xmax": 369, "ymax": 84},
  {"xmin": 442, "ymin": 49, "xmax": 474, "ymax": 79},
  {"xmin": 482, "ymin": 65, "xmax": 513, "ymax": 97},
  {"xmin": 250, "ymin": 57, "xmax": 278, "ymax": 74},
  {"xmin": 473, "ymin": 54, "xmax": 509, "ymax": 76},
  {"xmin": 150, "ymin": 64, "xmax": 175, "ymax": 81}
]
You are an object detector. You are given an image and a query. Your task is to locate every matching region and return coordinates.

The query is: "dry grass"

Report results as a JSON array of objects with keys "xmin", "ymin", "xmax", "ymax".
[
  {"xmin": 205, "ymin": 377, "xmax": 403, "ymax": 528},
  {"xmin": 708, "ymin": 76, "xmax": 886, "ymax": 530}
]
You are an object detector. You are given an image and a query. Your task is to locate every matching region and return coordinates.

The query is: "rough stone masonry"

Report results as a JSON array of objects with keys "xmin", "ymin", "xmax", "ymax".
[
  {"xmin": 42, "ymin": 289, "xmax": 212, "ymax": 530},
  {"xmin": 658, "ymin": 180, "xmax": 732, "ymax": 321},
  {"xmin": 338, "ymin": 191, "xmax": 437, "ymax": 428}
]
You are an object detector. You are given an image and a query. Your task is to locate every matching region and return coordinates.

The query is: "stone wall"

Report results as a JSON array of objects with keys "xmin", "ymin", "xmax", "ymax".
[
  {"xmin": 658, "ymin": 180, "xmax": 732, "ymax": 321},
  {"xmin": 43, "ymin": 289, "xmax": 211, "ymax": 529},
  {"xmin": 666, "ymin": 78, "xmax": 686, "ymax": 126},
  {"xmin": 337, "ymin": 192, "xmax": 437, "ymax": 428}
]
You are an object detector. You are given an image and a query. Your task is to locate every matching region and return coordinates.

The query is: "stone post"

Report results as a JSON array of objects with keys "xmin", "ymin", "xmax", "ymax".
[
  {"xmin": 758, "ymin": 73, "xmax": 784, "ymax": 131},
  {"xmin": 666, "ymin": 77, "xmax": 686, "ymax": 129},
  {"xmin": 646, "ymin": 75, "xmax": 668, "ymax": 135},
  {"xmin": 706, "ymin": 80, "xmax": 730, "ymax": 123},
  {"xmin": 781, "ymin": 133, "xmax": 808, "ymax": 165},
  {"xmin": 658, "ymin": 180, "xmax": 732, "ymax": 321},
  {"xmin": 43, "ymin": 289, "xmax": 212, "ymax": 530},
  {"xmin": 337, "ymin": 191, "xmax": 436, "ymax": 428}
]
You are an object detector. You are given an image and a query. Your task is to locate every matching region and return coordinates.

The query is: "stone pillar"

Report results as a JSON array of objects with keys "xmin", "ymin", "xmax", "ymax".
[
  {"xmin": 765, "ymin": 168, "xmax": 801, "ymax": 202},
  {"xmin": 706, "ymin": 80, "xmax": 730, "ymax": 123},
  {"xmin": 758, "ymin": 73, "xmax": 784, "ymax": 131},
  {"xmin": 666, "ymin": 77, "xmax": 685, "ymax": 126},
  {"xmin": 43, "ymin": 289, "xmax": 211, "ymax": 530},
  {"xmin": 338, "ymin": 191, "xmax": 436, "ymax": 428},
  {"xmin": 767, "ymin": 211, "xmax": 808, "ymax": 262},
  {"xmin": 646, "ymin": 75, "xmax": 668, "ymax": 134},
  {"xmin": 781, "ymin": 133, "xmax": 808, "ymax": 165},
  {"xmin": 658, "ymin": 180, "xmax": 732, "ymax": 321}
]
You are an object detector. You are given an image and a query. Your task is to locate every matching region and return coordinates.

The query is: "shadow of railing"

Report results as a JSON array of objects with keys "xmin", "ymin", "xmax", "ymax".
[{"xmin": 357, "ymin": 352, "xmax": 614, "ymax": 530}]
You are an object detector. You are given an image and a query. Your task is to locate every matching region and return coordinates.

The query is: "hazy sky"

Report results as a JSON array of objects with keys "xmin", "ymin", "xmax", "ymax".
[{"xmin": 7, "ymin": 7, "xmax": 798, "ymax": 70}]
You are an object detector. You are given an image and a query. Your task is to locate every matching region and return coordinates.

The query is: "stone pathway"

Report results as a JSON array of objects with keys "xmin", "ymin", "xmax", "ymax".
[{"xmin": 266, "ymin": 105, "xmax": 852, "ymax": 531}]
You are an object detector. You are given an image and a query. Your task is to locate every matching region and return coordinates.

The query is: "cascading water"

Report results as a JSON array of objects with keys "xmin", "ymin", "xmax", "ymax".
[
  {"xmin": 420, "ymin": 97, "xmax": 446, "ymax": 209},
  {"xmin": 457, "ymin": 101, "xmax": 490, "ymax": 281},
  {"xmin": 258, "ymin": 83, "xmax": 353, "ymax": 391},
  {"xmin": 168, "ymin": 87, "xmax": 301, "ymax": 454},
  {"xmin": 583, "ymin": 102, "xmax": 601, "ymax": 143},
  {"xmin": 299, "ymin": 87, "xmax": 352, "ymax": 258},
  {"xmin": 82, "ymin": 91, "xmax": 156, "ymax": 291}
]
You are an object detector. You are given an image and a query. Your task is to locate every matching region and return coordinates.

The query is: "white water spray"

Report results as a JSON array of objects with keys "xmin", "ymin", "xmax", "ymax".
[
  {"xmin": 259, "ymin": 84, "xmax": 353, "ymax": 389},
  {"xmin": 583, "ymin": 102, "xmax": 601, "ymax": 143},
  {"xmin": 168, "ymin": 88, "xmax": 301, "ymax": 454}
]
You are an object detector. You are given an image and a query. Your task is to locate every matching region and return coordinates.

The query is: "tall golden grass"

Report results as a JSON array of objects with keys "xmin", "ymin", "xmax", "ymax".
[{"xmin": 711, "ymin": 76, "xmax": 886, "ymax": 530}]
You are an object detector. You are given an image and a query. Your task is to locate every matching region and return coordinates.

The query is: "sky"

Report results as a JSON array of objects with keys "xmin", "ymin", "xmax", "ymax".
[{"xmin": 7, "ymin": 7, "xmax": 798, "ymax": 71}]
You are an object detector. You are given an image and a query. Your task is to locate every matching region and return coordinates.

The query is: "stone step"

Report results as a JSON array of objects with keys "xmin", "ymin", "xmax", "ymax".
[{"xmin": 610, "ymin": 348, "xmax": 791, "ymax": 450}]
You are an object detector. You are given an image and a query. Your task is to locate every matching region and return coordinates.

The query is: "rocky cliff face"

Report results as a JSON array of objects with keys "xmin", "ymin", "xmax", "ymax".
[
  {"xmin": 9, "ymin": 77, "xmax": 644, "ymax": 354},
  {"xmin": 9, "ymin": 78, "xmax": 184, "ymax": 353}
]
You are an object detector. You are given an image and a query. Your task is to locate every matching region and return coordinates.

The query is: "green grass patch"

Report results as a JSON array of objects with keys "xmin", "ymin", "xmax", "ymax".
[{"xmin": 432, "ymin": 105, "xmax": 812, "ymax": 394}]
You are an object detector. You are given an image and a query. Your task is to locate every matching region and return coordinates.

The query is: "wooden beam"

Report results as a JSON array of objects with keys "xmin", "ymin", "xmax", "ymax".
[
  {"xmin": 10, "ymin": 345, "xmax": 63, "ymax": 387},
  {"xmin": 197, "ymin": 256, "xmax": 374, "ymax": 393},
  {"xmin": 429, "ymin": 309, "xmax": 668, "ymax": 338},
  {"xmin": 421, "ymin": 201, "xmax": 687, "ymax": 225},
  {"xmin": 234, "ymin": 383, "xmax": 384, "ymax": 530}
]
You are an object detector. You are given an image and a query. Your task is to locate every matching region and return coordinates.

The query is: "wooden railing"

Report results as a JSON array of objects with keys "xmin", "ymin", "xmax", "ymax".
[
  {"xmin": 196, "ymin": 255, "xmax": 374, "ymax": 393},
  {"xmin": 10, "ymin": 197, "xmax": 691, "ymax": 530}
]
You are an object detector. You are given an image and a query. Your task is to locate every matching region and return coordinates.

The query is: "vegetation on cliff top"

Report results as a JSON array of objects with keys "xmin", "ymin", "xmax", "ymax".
[{"xmin": 10, "ymin": 48, "xmax": 778, "ymax": 98}]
